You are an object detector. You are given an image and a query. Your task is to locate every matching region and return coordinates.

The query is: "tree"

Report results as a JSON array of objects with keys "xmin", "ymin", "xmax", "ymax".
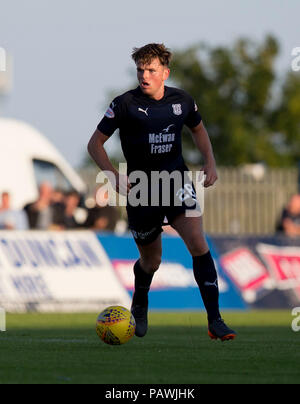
[
  {"xmin": 170, "ymin": 35, "xmax": 300, "ymax": 167},
  {"xmin": 269, "ymin": 72, "xmax": 300, "ymax": 164}
]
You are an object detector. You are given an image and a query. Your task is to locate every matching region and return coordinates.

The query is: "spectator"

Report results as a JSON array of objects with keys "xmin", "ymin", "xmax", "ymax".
[
  {"xmin": 52, "ymin": 191, "xmax": 85, "ymax": 229},
  {"xmin": 24, "ymin": 182, "xmax": 53, "ymax": 229},
  {"xmin": 85, "ymin": 205, "xmax": 120, "ymax": 231},
  {"xmin": 0, "ymin": 192, "xmax": 29, "ymax": 230},
  {"xmin": 51, "ymin": 188, "xmax": 65, "ymax": 205},
  {"xmin": 50, "ymin": 188, "xmax": 66, "ymax": 230},
  {"xmin": 277, "ymin": 194, "xmax": 300, "ymax": 237},
  {"xmin": 84, "ymin": 188, "xmax": 120, "ymax": 231}
]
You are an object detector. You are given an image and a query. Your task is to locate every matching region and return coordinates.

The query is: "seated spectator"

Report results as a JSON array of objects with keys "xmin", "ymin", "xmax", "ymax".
[
  {"xmin": 277, "ymin": 194, "xmax": 300, "ymax": 237},
  {"xmin": 0, "ymin": 192, "xmax": 29, "ymax": 230},
  {"xmin": 85, "ymin": 205, "xmax": 120, "ymax": 231},
  {"xmin": 24, "ymin": 182, "xmax": 54, "ymax": 229},
  {"xmin": 52, "ymin": 191, "xmax": 86, "ymax": 230},
  {"xmin": 51, "ymin": 188, "xmax": 65, "ymax": 205},
  {"xmin": 84, "ymin": 188, "xmax": 120, "ymax": 231}
]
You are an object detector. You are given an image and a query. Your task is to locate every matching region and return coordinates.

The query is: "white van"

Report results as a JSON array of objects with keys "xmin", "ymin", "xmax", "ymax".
[{"xmin": 0, "ymin": 118, "xmax": 86, "ymax": 209}]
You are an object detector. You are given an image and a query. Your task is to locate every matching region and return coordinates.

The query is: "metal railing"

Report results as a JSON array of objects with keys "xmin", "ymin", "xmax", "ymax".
[{"xmin": 201, "ymin": 166, "xmax": 298, "ymax": 235}]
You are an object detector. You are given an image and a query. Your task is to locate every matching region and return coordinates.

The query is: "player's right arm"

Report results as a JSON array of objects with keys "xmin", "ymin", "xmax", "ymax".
[
  {"xmin": 88, "ymin": 96, "xmax": 131, "ymax": 195},
  {"xmin": 88, "ymin": 129, "xmax": 118, "ymax": 175},
  {"xmin": 87, "ymin": 130, "xmax": 131, "ymax": 195}
]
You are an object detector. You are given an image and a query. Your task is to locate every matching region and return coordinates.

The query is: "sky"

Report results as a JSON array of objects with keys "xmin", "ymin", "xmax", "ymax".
[{"xmin": 0, "ymin": 0, "xmax": 299, "ymax": 168}]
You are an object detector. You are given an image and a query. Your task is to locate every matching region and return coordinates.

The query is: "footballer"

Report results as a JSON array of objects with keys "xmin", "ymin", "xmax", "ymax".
[{"xmin": 88, "ymin": 43, "xmax": 236, "ymax": 341}]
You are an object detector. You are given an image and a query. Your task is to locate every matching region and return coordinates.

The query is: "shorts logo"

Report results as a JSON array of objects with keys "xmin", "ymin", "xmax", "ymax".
[
  {"xmin": 131, "ymin": 227, "xmax": 157, "ymax": 240},
  {"xmin": 172, "ymin": 104, "xmax": 182, "ymax": 116},
  {"xmin": 105, "ymin": 107, "xmax": 115, "ymax": 119}
]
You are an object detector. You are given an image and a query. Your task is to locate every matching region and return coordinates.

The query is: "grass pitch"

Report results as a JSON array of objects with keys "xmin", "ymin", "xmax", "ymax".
[{"xmin": 0, "ymin": 310, "xmax": 299, "ymax": 384}]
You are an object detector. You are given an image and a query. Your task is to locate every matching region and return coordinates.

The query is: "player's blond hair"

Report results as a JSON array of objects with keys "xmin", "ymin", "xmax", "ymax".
[{"xmin": 132, "ymin": 43, "xmax": 172, "ymax": 67}]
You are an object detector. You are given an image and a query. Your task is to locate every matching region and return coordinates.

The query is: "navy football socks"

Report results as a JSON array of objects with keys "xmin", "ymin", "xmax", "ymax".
[
  {"xmin": 132, "ymin": 259, "xmax": 154, "ymax": 307},
  {"xmin": 193, "ymin": 251, "xmax": 221, "ymax": 323},
  {"xmin": 132, "ymin": 253, "xmax": 220, "ymax": 322}
]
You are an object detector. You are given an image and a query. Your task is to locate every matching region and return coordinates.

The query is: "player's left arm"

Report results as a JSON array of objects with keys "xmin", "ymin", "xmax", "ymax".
[{"xmin": 190, "ymin": 121, "xmax": 218, "ymax": 187}]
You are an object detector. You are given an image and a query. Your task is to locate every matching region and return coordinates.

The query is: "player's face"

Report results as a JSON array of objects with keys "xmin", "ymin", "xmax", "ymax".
[{"xmin": 136, "ymin": 57, "xmax": 170, "ymax": 100}]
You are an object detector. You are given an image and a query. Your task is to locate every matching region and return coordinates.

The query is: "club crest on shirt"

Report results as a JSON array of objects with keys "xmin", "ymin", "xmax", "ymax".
[
  {"xmin": 172, "ymin": 104, "xmax": 182, "ymax": 116},
  {"xmin": 105, "ymin": 107, "xmax": 115, "ymax": 119}
]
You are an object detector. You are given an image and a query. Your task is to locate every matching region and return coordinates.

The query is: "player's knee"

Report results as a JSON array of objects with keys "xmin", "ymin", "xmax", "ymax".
[
  {"xmin": 147, "ymin": 257, "xmax": 161, "ymax": 274},
  {"xmin": 141, "ymin": 256, "xmax": 161, "ymax": 274},
  {"xmin": 187, "ymin": 237, "xmax": 208, "ymax": 257}
]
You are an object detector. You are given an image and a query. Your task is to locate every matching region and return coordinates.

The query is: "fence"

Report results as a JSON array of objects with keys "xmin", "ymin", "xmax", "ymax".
[
  {"xmin": 79, "ymin": 165, "xmax": 299, "ymax": 236},
  {"xmin": 202, "ymin": 166, "xmax": 298, "ymax": 235}
]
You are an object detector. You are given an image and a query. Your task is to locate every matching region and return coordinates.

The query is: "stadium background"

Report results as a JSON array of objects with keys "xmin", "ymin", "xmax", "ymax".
[{"xmin": 1, "ymin": 0, "xmax": 300, "ymax": 385}]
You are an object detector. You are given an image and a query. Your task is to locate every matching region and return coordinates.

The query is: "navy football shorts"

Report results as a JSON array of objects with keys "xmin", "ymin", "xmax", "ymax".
[{"xmin": 126, "ymin": 181, "xmax": 200, "ymax": 246}]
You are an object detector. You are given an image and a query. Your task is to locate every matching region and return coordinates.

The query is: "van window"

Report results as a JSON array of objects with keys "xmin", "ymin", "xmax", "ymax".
[{"xmin": 33, "ymin": 159, "xmax": 73, "ymax": 191}]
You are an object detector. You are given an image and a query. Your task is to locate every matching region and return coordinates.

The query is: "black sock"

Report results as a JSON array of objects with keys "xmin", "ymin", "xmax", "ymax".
[
  {"xmin": 193, "ymin": 251, "xmax": 221, "ymax": 323},
  {"xmin": 132, "ymin": 259, "xmax": 154, "ymax": 307}
]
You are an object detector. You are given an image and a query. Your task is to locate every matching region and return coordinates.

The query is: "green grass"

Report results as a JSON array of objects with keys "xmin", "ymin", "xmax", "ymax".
[{"xmin": 0, "ymin": 310, "xmax": 299, "ymax": 384}]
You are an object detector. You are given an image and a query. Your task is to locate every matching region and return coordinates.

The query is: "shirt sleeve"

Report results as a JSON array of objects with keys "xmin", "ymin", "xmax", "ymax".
[
  {"xmin": 184, "ymin": 95, "xmax": 202, "ymax": 129},
  {"xmin": 97, "ymin": 96, "xmax": 124, "ymax": 137}
]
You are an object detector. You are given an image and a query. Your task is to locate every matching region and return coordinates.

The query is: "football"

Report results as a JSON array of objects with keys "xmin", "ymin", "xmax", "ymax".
[{"xmin": 96, "ymin": 306, "xmax": 136, "ymax": 345}]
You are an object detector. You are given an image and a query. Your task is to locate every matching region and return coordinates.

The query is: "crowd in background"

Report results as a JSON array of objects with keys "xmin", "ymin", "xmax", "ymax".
[
  {"xmin": 0, "ymin": 182, "xmax": 123, "ymax": 232},
  {"xmin": 276, "ymin": 193, "xmax": 300, "ymax": 237},
  {"xmin": 0, "ymin": 182, "xmax": 300, "ymax": 237}
]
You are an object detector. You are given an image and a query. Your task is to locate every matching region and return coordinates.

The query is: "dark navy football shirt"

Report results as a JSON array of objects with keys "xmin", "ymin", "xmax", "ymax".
[{"xmin": 97, "ymin": 86, "xmax": 202, "ymax": 173}]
